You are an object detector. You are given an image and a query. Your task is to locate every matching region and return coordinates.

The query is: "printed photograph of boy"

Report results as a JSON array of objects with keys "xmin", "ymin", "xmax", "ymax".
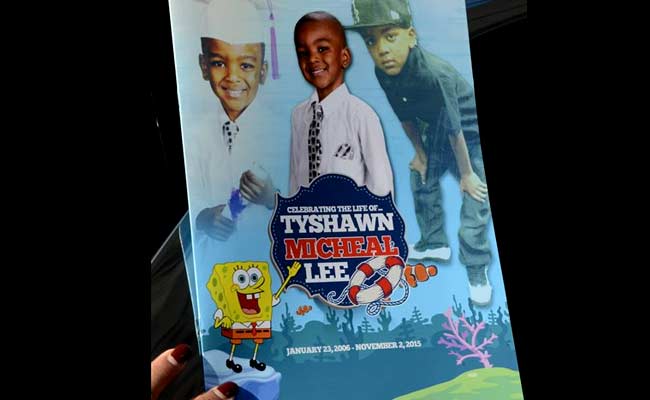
[
  {"xmin": 347, "ymin": 0, "xmax": 493, "ymax": 305},
  {"xmin": 289, "ymin": 11, "xmax": 394, "ymax": 198},
  {"xmin": 187, "ymin": 0, "xmax": 277, "ymax": 244}
]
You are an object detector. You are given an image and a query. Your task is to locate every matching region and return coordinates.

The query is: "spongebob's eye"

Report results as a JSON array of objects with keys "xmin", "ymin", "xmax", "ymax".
[
  {"xmin": 233, "ymin": 270, "xmax": 249, "ymax": 289},
  {"xmin": 247, "ymin": 267, "xmax": 262, "ymax": 286}
]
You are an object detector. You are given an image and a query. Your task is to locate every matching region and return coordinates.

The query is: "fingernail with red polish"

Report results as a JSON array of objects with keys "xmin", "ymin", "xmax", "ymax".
[
  {"xmin": 168, "ymin": 344, "xmax": 192, "ymax": 366},
  {"xmin": 214, "ymin": 381, "xmax": 239, "ymax": 398}
]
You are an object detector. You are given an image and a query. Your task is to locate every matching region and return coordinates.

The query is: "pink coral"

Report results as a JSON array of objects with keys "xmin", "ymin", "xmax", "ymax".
[{"xmin": 438, "ymin": 307, "xmax": 497, "ymax": 368}]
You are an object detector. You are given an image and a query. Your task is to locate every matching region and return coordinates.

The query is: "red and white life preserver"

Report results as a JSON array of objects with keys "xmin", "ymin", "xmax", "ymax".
[{"xmin": 348, "ymin": 256, "xmax": 404, "ymax": 305}]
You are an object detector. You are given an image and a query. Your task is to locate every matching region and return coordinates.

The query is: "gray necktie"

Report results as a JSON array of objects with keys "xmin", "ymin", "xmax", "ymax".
[
  {"xmin": 222, "ymin": 121, "xmax": 239, "ymax": 154},
  {"xmin": 308, "ymin": 101, "xmax": 324, "ymax": 182}
]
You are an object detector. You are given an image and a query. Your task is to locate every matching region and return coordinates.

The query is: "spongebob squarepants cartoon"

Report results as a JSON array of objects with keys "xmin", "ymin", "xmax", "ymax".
[{"xmin": 207, "ymin": 260, "xmax": 301, "ymax": 373}]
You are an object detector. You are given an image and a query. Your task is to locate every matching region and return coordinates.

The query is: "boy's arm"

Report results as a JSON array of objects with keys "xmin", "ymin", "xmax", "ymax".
[
  {"xmin": 401, "ymin": 121, "xmax": 428, "ymax": 184},
  {"xmin": 195, "ymin": 205, "xmax": 236, "ymax": 241},
  {"xmin": 449, "ymin": 130, "xmax": 487, "ymax": 202},
  {"xmin": 239, "ymin": 170, "xmax": 275, "ymax": 209},
  {"xmin": 438, "ymin": 73, "xmax": 486, "ymax": 202},
  {"xmin": 401, "ymin": 121, "xmax": 427, "ymax": 161},
  {"xmin": 359, "ymin": 111, "xmax": 394, "ymax": 197},
  {"xmin": 185, "ymin": 139, "xmax": 236, "ymax": 241}
]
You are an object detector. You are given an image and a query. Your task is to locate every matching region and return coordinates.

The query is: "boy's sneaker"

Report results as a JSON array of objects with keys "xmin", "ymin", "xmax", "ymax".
[
  {"xmin": 466, "ymin": 265, "xmax": 492, "ymax": 306},
  {"xmin": 408, "ymin": 245, "xmax": 451, "ymax": 262}
]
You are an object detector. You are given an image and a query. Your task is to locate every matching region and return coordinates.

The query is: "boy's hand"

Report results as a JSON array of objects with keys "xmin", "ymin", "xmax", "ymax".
[
  {"xmin": 196, "ymin": 205, "xmax": 235, "ymax": 241},
  {"xmin": 460, "ymin": 172, "xmax": 488, "ymax": 202},
  {"xmin": 409, "ymin": 154, "xmax": 427, "ymax": 184},
  {"xmin": 240, "ymin": 170, "xmax": 275, "ymax": 209}
]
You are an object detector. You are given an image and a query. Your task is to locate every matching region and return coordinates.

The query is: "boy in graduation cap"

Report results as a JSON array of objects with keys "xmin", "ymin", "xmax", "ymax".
[{"xmin": 188, "ymin": 0, "xmax": 278, "ymax": 244}]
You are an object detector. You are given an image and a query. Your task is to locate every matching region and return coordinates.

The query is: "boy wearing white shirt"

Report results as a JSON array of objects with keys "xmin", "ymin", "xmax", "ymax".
[
  {"xmin": 184, "ymin": 0, "xmax": 290, "ymax": 374},
  {"xmin": 289, "ymin": 11, "xmax": 394, "ymax": 197},
  {"xmin": 190, "ymin": 0, "xmax": 278, "ymax": 243}
]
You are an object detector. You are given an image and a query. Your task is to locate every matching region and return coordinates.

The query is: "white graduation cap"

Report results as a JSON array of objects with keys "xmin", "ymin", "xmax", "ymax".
[{"xmin": 198, "ymin": 0, "xmax": 266, "ymax": 45}]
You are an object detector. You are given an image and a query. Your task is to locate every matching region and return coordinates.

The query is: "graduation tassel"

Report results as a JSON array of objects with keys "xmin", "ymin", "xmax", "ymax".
[{"xmin": 266, "ymin": 0, "xmax": 279, "ymax": 79}]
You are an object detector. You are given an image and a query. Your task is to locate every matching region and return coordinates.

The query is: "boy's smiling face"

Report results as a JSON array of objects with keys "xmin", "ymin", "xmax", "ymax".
[
  {"xmin": 295, "ymin": 19, "xmax": 351, "ymax": 101},
  {"xmin": 361, "ymin": 26, "xmax": 416, "ymax": 76},
  {"xmin": 200, "ymin": 38, "xmax": 267, "ymax": 121}
]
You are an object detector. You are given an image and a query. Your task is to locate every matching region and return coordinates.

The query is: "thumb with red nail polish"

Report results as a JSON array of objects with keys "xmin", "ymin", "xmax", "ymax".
[
  {"xmin": 191, "ymin": 380, "xmax": 239, "ymax": 400},
  {"xmin": 169, "ymin": 344, "xmax": 192, "ymax": 365},
  {"xmin": 151, "ymin": 345, "xmax": 239, "ymax": 400},
  {"xmin": 151, "ymin": 344, "xmax": 193, "ymax": 400},
  {"xmin": 210, "ymin": 381, "xmax": 239, "ymax": 400}
]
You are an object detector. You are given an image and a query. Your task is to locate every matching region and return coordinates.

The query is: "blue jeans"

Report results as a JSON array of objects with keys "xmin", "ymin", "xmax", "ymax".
[{"xmin": 409, "ymin": 143, "xmax": 491, "ymax": 267}]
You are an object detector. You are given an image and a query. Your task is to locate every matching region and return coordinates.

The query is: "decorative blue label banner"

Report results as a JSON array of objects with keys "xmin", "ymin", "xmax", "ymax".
[{"xmin": 270, "ymin": 174, "xmax": 408, "ymax": 311}]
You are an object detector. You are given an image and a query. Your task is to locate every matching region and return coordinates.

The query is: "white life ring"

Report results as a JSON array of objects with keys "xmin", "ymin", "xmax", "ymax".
[{"xmin": 348, "ymin": 256, "xmax": 404, "ymax": 305}]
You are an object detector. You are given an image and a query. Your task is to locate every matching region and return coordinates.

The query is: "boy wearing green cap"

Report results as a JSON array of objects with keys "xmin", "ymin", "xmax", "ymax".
[{"xmin": 347, "ymin": 0, "xmax": 493, "ymax": 305}]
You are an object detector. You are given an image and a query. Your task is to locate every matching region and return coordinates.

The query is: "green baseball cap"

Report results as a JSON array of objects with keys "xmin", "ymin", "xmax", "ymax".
[{"xmin": 345, "ymin": 0, "xmax": 413, "ymax": 30}]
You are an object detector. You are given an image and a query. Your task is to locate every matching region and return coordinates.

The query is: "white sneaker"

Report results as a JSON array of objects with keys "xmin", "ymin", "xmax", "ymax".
[
  {"xmin": 469, "ymin": 283, "xmax": 493, "ymax": 306},
  {"xmin": 408, "ymin": 245, "xmax": 451, "ymax": 262},
  {"xmin": 467, "ymin": 265, "xmax": 492, "ymax": 306}
]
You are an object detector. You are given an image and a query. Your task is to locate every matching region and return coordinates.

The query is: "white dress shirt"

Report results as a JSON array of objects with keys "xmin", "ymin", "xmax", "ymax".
[
  {"xmin": 183, "ymin": 95, "xmax": 291, "ymax": 336},
  {"xmin": 183, "ymin": 97, "xmax": 288, "ymax": 262},
  {"xmin": 185, "ymin": 99, "xmax": 264, "ymax": 217},
  {"xmin": 289, "ymin": 84, "xmax": 394, "ymax": 197}
]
